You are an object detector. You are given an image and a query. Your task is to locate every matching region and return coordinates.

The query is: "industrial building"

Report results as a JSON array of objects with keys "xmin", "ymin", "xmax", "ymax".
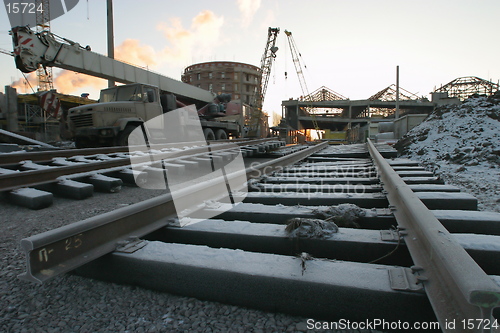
[{"xmin": 181, "ymin": 61, "xmax": 262, "ymax": 107}]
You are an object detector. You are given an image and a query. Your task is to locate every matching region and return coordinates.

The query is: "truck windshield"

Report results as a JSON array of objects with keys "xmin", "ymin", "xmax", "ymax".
[{"xmin": 100, "ymin": 85, "xmax": 144, "ymax": 102}]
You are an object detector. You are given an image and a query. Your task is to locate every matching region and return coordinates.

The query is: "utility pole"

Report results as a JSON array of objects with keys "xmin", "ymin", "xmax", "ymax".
[
  {"xmin": 107, "ymin": 0, "xmax": 115, "ymax": 88},
  {"xmin": 395, "ymin": 65, "xmax": 400, "ymax": 119}
]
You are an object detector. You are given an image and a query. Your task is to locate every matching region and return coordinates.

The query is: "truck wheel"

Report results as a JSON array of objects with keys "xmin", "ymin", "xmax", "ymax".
[
  {"xmin": 75, "ymin": 137, "xmax": 88, "ymax": 149},
  {"xmin": 215, "ymin": 129, "xmax": 228, "ymax": 140},
  {"xmin": 203, "ymin": 128, "xmax": 216, "ymax": 141},
  {"xmin": 117, "ymin": 125, "xmax": 143, "ymax": 146}
]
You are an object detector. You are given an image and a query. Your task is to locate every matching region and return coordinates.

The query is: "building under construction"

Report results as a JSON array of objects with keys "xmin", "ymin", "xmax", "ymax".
[
  {"xmin": 181, "ymin": 61, "xmax": 262, "ymax": 107},
  {"xmin": 181, "ymin": 61, "xmax": 270, "ymax": 137}
]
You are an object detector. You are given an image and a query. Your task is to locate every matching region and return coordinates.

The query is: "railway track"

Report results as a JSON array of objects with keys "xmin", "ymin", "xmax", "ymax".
[
  {"xmin": 0, "ymin": 138, "xmax": 283, "ymax": 209},
  {"xmin": 17, "ymin": 141, "xmax": 500, "ymax": 332}
]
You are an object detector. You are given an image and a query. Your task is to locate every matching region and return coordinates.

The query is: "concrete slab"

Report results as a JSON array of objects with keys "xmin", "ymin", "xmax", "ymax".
[
  {"xmin": 197, "ymin": 203, "xmax": 500, "ymax": 235},
  {"xmin": 239, "ymin": 192, "xmax": 389, "ymax": 208},
  {"xmin": 151, "ymin": 219, "xmax": 500, "ymax": 275},
  {"xmin": 416, "ymin": 192, "xmax": 477, "ymax": 210},
  {"xmin": 396, "ymin": 171, "xmax": 435, "ymax": 177},
  {"xmin": 391, "ymin": 166, "xmax": 426, "ymax": 171},
  {"xmin": 401, "ymin": 177, "xmax": 444, "ymax": 185},
  {"xmin": 0, "ymin": 143, "xmax": 23, "ymax": 153},
  {"xmin": 284, "ymin": 165, "xmax": 375, "ymax": 173},
  {"xmin": 407, "ymin": 184, "xmax": 461, "ymax": 192},
  {"xmin": 261, "ymin": 176, "xmax": 379, "ymax": 185},
  {"xmin": 432, "ymin": 210, "xmax": 500, "ymax": 236},
  {"xmin": 54, "ymin": 179, "xmax": 94, "ymax": 199},
  {"xmin": 0, "ymin": 167, "xmax": 20, "ymax": 175},
  {"xmin": 249, "ymin": 183, "xmax": 382, "ymax": 194},
  {"xmin": 242, "ymin": 190, "xmax": 475, "ymax": 210},
  {"xmin": 387, "ymin": 159, "xmax": 420, "ymax": 167},
  {"xmin": 8, "ymin": 187, "xmax": 53, "ymax": 209},
  {"xmin": 272, "ymin": 171, "xmax": 377, "ymax": 178},
  {"xmin": 174, "ymin": 160, "xmax": 199, "ymax": 170},
  {"xmin": 195, "ymin": 202, "xmax": 394, "ymax": 229},
  {"xmin": 76, "ymin": 241, "xmax": 436, "ymax": 323},
  {"xmin": 189, "ymin": 157, "xmax": 213, "ymax": 170},
  {"xmin": 149, "ymin": 220, "xmax": 412, "ymax": 267},
  {"xmin": 200, "ymin": 154, "xmax": 224, "ymax": 169},
  {"xmin": 160, "ymin": 163, "xmax": 186, "ymax": 175},
  {"xmin": 85, "ymin": 174, "xmax": 123, "ymax": 193},
  {"xmin": 110, "ymin": 168, "xmax": 143, "ymax": 185}
]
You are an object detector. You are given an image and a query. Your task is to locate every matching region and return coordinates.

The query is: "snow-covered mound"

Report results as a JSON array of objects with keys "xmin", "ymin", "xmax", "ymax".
[{"xmin": 396, "ymin": 94, "xmax": 500, "ymax": 212}]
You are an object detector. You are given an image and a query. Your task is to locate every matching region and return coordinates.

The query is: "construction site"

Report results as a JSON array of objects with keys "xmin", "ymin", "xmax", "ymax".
[
  {"xmin": 0, "ymin": 11, "xmax": 499, "ymax": 149},
  {"xmin": 1, "ymin": 1, "xmax": 500, "ymax": 333}
]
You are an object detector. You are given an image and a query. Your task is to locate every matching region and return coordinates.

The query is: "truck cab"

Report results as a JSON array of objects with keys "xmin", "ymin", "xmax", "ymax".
[
  {"xmin": 67, "ymin": 83, "xmax": 242, "ymax": 147},
  {"xmin": 67, "ymin": 83, "xmax": 165, "ymax": 148}
]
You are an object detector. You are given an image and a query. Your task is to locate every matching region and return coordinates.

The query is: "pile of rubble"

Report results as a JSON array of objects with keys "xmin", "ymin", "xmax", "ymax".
[{"xmin": 396, "ymin": 93, "xmax": 500, "ymax": 211}]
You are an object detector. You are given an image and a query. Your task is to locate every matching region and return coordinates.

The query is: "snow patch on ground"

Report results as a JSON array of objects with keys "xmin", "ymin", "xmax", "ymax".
[{"xmin": 396, "ymin": 95, "xmax": 500, "ymax": 212}]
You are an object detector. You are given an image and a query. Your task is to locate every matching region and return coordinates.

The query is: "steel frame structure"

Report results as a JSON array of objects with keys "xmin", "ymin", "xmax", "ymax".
[
  {"xmin": 305, "ymin": 86, "xmax": 347, "ymax": 102},
  {"xmin": 369, "ymin": 84, "xmax": 420, "ymax": 101},
  {"xmin": 434, "ymin": 76, "xmax": 499, "ymax": 101}
]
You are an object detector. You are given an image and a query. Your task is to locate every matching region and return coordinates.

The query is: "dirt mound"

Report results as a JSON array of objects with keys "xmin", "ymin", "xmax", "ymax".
[
  {"xmin": 395, "ymin": 94, "xmax": 500, "ymax": 212},
  {"xmin": 396, "ymin": 95, "xmax": 500, "ymax": 167}
]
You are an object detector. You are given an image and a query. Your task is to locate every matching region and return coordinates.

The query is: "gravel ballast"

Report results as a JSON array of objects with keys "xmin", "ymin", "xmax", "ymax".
[{"xmin": 0, "ymin": 186, "xmax": 320, "ymax": 332}]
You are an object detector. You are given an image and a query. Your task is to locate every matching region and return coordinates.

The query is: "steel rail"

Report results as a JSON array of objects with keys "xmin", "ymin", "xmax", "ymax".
[
  {"xmin": 0, "ymin": 138, "xmax": 276, "ymax": 165},
  {"xmin": 18, "ymin": 142, "xmax": 328, "ymax": 284},
  {"xmin": 0, "ymin": 138, "xmax": 278, "ymax": 192},
  {"xmin": 367, "ymin": 139, "xmax": 500, "ymax": 332}
]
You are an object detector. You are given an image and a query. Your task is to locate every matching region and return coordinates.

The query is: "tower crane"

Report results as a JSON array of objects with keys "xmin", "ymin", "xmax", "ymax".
[
  {"xmin": 258, "ymin": 27, "xmax": 280, "ymax": 110},
  {"xmin": 284, "ymin": 30, "xmax": 320, "ymax": 134},
  {"xmin": 247, "ymin": 27, "xmax": 279, "ymax": 138}
]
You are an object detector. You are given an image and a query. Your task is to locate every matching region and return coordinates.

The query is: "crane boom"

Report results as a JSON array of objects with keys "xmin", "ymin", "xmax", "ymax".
[
  {"xmin": 11, "ymin": 26, "xmax": 214, "ymax": 104},
  {"xmin": 257, "ymin": 27, "xmax": 279, "ymax": 109},
  {"xmin": 284, "ymin": 30, "xmax": 319, "ymax": 131},
  {"xmin": 247, "ymin": 27, "xmax": 279, "ymax": 138}
]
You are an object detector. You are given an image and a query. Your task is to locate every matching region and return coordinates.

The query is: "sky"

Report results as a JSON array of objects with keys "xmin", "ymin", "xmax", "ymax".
[{"xmin": 1, "ymin": 0, "xmax": 499, "ymax": 124}]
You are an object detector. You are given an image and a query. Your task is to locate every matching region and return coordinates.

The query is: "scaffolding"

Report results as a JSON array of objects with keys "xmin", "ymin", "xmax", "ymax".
[
  {"xmin": 368, "ymin": 84, "xmax": 424, "ymax": 118},
  {"xmin": 434, "ymin": 76, "xmax": 499, "ymax": 101},
  {"xmin": 369, "ymin": 84, "xmax": 421, "ymax": 101},
  {"xmin": 306, "ymin": 86, "xmax": 347, "ymax": 102}
]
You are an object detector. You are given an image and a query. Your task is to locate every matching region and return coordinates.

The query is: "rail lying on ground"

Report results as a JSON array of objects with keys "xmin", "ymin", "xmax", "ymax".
[
  {"xmin": 367, "ymin": 139, "xmax": 500, "ymax": 331},
  {"xmin": 0, "ymin": 138, "xmax": 281, "ymax": 208},
  {"xmin": 18, "ymin": 142, "xmax": 328, "ymax": 283},
  {"xmin": 17, "ymin": 141, "xmax": 500, "ymax": 331},
  {"xmin": 0, "ymin": 137, "xmax": 266, "ymax": 165}
]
